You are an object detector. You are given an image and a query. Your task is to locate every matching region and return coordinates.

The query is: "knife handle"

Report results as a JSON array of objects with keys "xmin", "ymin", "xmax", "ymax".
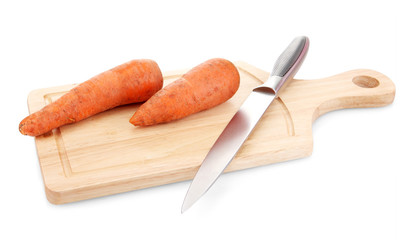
[{"xmin": 255, "ymin": 36, "xmax": 309, "ymax": 94}]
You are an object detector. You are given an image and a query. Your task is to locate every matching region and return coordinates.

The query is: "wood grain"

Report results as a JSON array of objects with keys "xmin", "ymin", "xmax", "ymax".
[{"xmin": 27, "ymin": 62, "xmax": 395, "ymax": 204}]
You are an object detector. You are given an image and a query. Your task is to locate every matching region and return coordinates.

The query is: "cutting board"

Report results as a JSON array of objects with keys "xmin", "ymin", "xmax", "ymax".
[{"xmin": 27, "ymin": 61, "xmax": 395, "ymax": 204}]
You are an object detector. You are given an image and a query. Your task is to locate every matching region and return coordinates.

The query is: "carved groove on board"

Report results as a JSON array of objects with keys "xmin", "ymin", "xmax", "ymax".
[
  {"xmin": 53, "ymin": 128, "xmax": 73, "ymax": 177},
  {"xmin": 45, "ymin": 94, "xmax": 73, "ymax": 178},
  {"xmin": 41, "ymin": 67, "xmax": 297, "ymax": 179},
  {"xmin": 236, "ymin": 66, "xmax": 265, "ymax": 84},
  {"xmin": 276, "ymin": 97, "xmax": 295, "ymax": 136}
]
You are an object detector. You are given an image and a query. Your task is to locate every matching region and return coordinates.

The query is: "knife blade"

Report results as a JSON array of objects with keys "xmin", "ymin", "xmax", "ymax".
[{"xmin": 181, "ymin": 36, "xmax": 310, "ymax": 213}]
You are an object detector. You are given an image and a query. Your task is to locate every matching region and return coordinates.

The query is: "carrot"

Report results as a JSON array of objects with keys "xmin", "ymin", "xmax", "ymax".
[
  {"xmin": 19, "ymin": 59, "xmax": 163, "ymax": 136},
  {"xmin": 129, "ymin": 58, "xmax": 240, "ymax": 126}
]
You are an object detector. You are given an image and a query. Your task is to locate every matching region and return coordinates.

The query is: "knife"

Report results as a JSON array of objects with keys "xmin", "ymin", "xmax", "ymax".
[{"xmin": 181, "ymin": 36, "xmax": 310, "ymax": 213}]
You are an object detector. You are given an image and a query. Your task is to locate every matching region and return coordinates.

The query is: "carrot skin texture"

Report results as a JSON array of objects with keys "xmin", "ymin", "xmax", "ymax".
[
  {"xmin": 129, "ymin": 58, "xmax": 240, "ymax": 126},
  {"xmin": 19, "ymin": 59, "xmax": 163, "ymax": 136}
]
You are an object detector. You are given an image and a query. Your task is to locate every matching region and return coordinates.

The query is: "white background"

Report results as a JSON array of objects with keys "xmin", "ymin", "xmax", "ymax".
[{"xmin": 1, "ymin": 0, "xmax": 407, "ymax": 239}]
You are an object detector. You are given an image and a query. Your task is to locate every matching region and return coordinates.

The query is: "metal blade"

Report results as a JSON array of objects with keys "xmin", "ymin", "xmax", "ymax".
[
  {"xmin": 181, "ymin": 36, "xmax": 309, "ymax": 213},
  {"xmin": 181, "ymin": 90, "xmax": 276, "ymax": 213}
]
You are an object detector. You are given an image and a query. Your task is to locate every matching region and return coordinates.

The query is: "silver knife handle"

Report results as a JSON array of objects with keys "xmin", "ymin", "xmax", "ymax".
[{"xmin": 255, "ymin": 36, "xmax": 309, "ymax": 93}]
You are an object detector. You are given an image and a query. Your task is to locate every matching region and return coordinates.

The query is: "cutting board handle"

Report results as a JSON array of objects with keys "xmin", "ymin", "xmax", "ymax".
[{"xmin": 282, "ymin": 69, "xmax": 396, "ymax": 123}]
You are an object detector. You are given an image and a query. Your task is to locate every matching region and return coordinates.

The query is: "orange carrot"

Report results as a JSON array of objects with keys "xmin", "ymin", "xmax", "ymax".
[
  {"xmin": 129, "ymin": 58, "xmax": 240, "ymax": 126},
  {"xmin": 19, "ymin": 59, "xmax": 163, "ymax": 136}
]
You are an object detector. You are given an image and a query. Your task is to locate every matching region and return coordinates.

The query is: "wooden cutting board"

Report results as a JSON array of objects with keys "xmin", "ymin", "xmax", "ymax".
[{"xmin": 27, "ymin": 61, "xmax": 395, "ymax": 204}]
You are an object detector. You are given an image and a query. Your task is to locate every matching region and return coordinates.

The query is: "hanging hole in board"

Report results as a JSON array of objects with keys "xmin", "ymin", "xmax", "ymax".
[{"xmin": 352, "ymin": 76, "xmax": 380, "ymax": 88}]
